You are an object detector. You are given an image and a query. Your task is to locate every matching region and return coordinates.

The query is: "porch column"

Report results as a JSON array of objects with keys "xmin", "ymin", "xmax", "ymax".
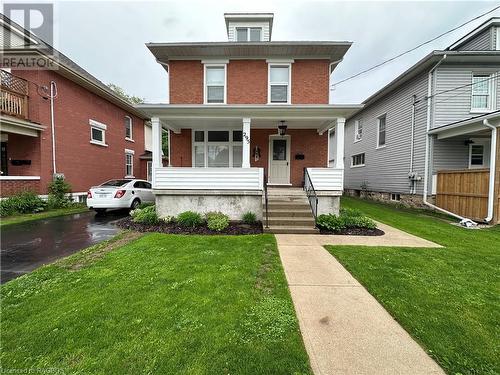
[
  {"xmin": 242, "ymin": 118, "xmax": 251, "ymax": 168},
  {"xmin": 151, "ymin": 117, "xmax": 162, "ymax": 169},
  {"xmin": 334, "ymin": 117, "xmax": 345, "ymax": 169}
]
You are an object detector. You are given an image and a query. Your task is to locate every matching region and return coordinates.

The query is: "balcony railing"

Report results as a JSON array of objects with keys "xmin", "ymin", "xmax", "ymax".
[{"xmin": 1, "ymin": 70, "xmax": 29, "ymax": 120}]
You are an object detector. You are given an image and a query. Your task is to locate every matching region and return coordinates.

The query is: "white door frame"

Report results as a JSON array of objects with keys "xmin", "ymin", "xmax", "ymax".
[{"xmin": 268, "ymin": 134, "xmax": 291, "ymax": 185}]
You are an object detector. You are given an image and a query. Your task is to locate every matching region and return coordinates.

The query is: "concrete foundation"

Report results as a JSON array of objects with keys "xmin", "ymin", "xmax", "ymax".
[
  {"xmin": 344, "ymin": 189, "xmax": 428, "ymax": 209},
  {"xmin": 316, "ymin": 191, "xmax": 341, "ymax": 216},
  {"xmin": 155, "ymin": 190, "xmax": 263, "ymax": 221}
]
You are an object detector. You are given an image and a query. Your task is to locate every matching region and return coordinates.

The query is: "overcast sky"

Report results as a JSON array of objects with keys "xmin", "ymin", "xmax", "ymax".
[{"xmin": 42, "ymin": 1, "xmax": 500, "ymax": 103}]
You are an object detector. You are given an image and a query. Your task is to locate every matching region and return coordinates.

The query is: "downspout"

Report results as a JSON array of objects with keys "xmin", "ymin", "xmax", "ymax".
[
  {"xmin": 49, "ymin": 81, "xmax": 58, "ymax": 176},
  {"xmin": 409, "ymin": 94, "xmax": 417, "ymax": 194},
  {"xmin": 483, "ymin": 119, "xmax": 497, "ymax": 223},
  {"xmin": 422, "ymin": 54, "xmax": 474, "ymax": 223}
]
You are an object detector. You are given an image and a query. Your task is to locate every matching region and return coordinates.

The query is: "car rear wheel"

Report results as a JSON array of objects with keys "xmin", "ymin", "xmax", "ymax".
[{"xmin": 131, "ymin": 199, "xmax": 141, "ymax": 210}]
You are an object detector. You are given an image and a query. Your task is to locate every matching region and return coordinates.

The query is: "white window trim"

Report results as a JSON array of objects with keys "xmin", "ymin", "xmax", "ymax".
[
  {"xmin": 390, "ymin": 193, "xmax": 401, "ymax": 201},
  {"xmin": 376, "ymin": 114, "xmax": 387, "ymax": 149},
  {"xmin": 125, "ymin": 149, "xmax": 135, "ymax": 178},
  {"xmin": 268, "ymin": 63, "xmax": 292, "ymax": 105},
  {"xmin": 350, "ymin": 153, "xmax": 365, "ymax": 168},
  {"xmin": 203, "ymin": 63, "xmax": 227, "ymax": 105},
  {"xmin": 354, "ymin": 120, "xmax": 362, "ymax": 143},
  {"xmin": 191, "ymin": 129, "xmax": 243, "ymax": 168},
  {"xmin": 468, "ymin": 140, "xmax": 488, "ymax": 169},
  {"xmin": 470, "ymin": 73, "xmax": 496, "ymax": 113},
  {"xmin": 235, "ymin": 26, "xmax": 263, "ymax": 42},
  {"xmin": 89, "ymin": 119, "xmax": 107, "ymax": 146},
  {"xmin": 125, "ymin": 116, "xmax": 134, "ymax": 142}
]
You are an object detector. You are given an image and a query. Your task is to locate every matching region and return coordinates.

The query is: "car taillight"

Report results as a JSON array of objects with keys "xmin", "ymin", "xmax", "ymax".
[
  {"xmin": 114, "ymin": 190, "xmax": 126, "ymax": 199},
  {"xmin": 87, "ymin": 190, "xmax": 92, "ymax": 198}
]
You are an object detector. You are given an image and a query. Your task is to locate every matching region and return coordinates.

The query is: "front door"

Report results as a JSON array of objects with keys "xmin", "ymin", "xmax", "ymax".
[
  {"xmin": 269, "ymin": 135, "xmax": 290, "ymax": 185},
  {"xmin": 1, "ymin": 142, "xmax": 8, "ymax": 176}
]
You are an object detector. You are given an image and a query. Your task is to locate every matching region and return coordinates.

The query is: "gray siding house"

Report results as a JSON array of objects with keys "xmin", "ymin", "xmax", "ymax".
[{"xmin": 343, "ymin": 18, "xmax": 500, "ymax": 224}]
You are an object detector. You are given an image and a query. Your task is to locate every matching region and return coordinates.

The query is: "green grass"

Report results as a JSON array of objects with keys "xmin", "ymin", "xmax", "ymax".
[
  {"xmin": 325, "ymin": 197, "xmax": 500, "ymax": 375},
  {"xmin": 1, "ymin": 233, "xmax": 311, "ymax": 375},
  {"xmin": 0, "ymin": 205, "xmax": 88, "ymax": 227}
]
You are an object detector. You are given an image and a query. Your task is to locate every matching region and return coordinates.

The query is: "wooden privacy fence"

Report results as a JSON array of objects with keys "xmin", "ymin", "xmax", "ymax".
[{"xmin": 436, "ymin": 169, "xmax": 490, "ymax": 221}]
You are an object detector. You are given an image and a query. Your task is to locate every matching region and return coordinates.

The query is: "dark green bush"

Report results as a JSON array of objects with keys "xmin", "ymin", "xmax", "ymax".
[
  {"xmin": 47, "ymin": 177, "xmax": 73, "ymax": 209},
  {"xmin": 206, "ymin": 211, "xmax": 230, "ymax": 232},
  {"xmin": 177, "ymin": 211, "xmax": 203, "ymax": 227},
  {"xmin": 0, "ymin": 192, "xmax": 47, "ymax": 217},
  {"xmin": 316, "ymin": 210, "xmax": 376, "ymax": 232},
  {"xmin": 242, "ymin": 211, "xmax": 257, "ymax": 224},
  {"xmin": 137, "ymin": 202, "xmax": 154, "ymax": 209},
  {"xmin": 131, "ymin": 205, "xmax": 159, "ymax": 225}
]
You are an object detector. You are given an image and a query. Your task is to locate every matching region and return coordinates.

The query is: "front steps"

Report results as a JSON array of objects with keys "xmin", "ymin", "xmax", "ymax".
[{"xmin": 263, "ymin": 188, "xmax": 318, "ymax": 234}]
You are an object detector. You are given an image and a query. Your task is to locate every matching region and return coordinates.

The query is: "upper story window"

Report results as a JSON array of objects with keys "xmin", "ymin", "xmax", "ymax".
[
  {"xmin": 236, "ymin": 27, "xmax": 262, "ymax": 42},
  {"xmin": 89, "ymin": 119, "xmax": 107, "ymax": 147},
  {"xmin": 471, "ymin": 74, "xmax": 494, "ymax": 112},
  {"xmin": 496, "ymin": 28, "xmax": 500, "ymax": 50},
  {"xmin": 125, "ymin": 116, "xmax": 133, "ymax": 140},
  {"xmin": 377, "ymin": 115, "xmax": 386, "ymax": 148},
  {"xmin": 354, "ymin": 120, "xmax": 362, "ymax": 142},
  {"xmin": 125, "ymin": 149, "xmax": 134, "ymax": 177},
  {"xmin": 204, "ymin": 65, "xmax": 226, "ymax": 104},
  {"xmin": 269, "ymin": 64, "xmax": 290, "ymax": 104}
]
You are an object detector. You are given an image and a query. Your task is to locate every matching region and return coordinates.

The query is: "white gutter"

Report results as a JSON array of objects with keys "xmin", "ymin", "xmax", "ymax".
[
  {"xmin": 422, "ymin": 55, "xmax": 475, "ymax": 224},
  {"xmin": 483, "ymin": 119, "xmax": 497, "ymax": 222},
  {"xmin": 49, "ymin": 81, "xmax": 58, "ymax": 175}
]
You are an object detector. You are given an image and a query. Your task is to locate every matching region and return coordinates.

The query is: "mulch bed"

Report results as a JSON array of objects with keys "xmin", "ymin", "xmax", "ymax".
[
  {"xmin": 319, "ymin": 227, "xmax": 385, "ymax": 236},
  {"xmin": 117, "ymin": 217, "xmax": 263, "ymax": 235}
]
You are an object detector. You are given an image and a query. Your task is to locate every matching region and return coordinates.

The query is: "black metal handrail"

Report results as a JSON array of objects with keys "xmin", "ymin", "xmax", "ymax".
[
  {"xmin": 264, "ymin": 173, "xmax": 269, "ymax": 228},
  {"xmin": 303, "ymin": 168, "xmax": 318, "ymax": 221}
]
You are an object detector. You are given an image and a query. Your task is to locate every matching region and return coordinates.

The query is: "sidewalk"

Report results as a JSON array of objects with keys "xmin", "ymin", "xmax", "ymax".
[{"xmin": 276, "ymin": 230, "xmax": 444, "ymax": 375}]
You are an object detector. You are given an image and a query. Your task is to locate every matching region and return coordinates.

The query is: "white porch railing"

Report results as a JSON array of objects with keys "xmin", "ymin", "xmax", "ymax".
[
  {"xmin": 306, "ymin": 167, "xmax": 344, "ymax": 191},
  {"xmin": 154, "ymin": 167, "xmax": 264, "ymax": 190}
]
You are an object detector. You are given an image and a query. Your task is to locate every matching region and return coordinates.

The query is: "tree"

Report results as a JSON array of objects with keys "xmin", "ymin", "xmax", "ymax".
[{"xmin": 107, "ymin": 83, "xmax": 144, "ymax": 104}]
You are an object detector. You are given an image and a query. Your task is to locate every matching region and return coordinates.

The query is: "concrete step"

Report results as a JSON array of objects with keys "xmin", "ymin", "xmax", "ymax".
[
  {"xmin": 267, "ymin": 217, "xmax": 316, "ymax": 226},
  {"xmin": 263, "ymin": 225, "xmax": 319, "ymax": 234},
  {"xmin": 266, "ymin": 201, "xmax": 311, "ymax": 209},
  {"xmin": 266, "ymin": 209, "xmax": 313, "ymax": 218}
]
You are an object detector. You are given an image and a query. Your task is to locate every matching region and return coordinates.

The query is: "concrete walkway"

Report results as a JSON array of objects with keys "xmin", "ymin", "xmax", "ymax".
[{"xmin": 276, "ymin": 227, "xmax": 444, "ymax": 375}]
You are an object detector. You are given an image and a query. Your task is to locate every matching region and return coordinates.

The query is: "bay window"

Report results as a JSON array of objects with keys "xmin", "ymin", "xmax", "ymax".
[
  {"xmin": 269, "ymin": 64, "xmax": 290, "ymax": 104},
  {"xmin": 193, "ymin": 130, "xmax": 243, "ymax": 168},
  {"xmin": 204, "ymin": 65, "xmax": 226, "ymax": 104}
]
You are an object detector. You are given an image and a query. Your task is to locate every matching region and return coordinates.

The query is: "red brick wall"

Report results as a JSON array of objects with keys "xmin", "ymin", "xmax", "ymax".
[
  {"xmin": 227, "ymin": 60, "xmax": 267, "ymax": 104},
  {"xmin": 250, "ymin": 129, "xmax": 328, "ymax": 186},
  {"xmin": 6, "ymin": 69, "xmax": 147, "ymax": 196},
  {"xmin": 291, "ymin": 60, "xmax": 330, "ymax": 104},
  {"xmin": 169, "ymin": 129, "xmax": 192, "ymax": 167},
  {"xmin": 169, "ymin": 59, "xmax": 330, "ymax": 105},
  {"xmin": 169, "ymin": 61, "xmax": 203, "ymax": 104},
  {"xmin": 4, "ymin": 133, "xmax": 41, "ymax": 176},
  {"xmin": 0, "ymin": 180, "xmax": 41, "ymax": 196}
]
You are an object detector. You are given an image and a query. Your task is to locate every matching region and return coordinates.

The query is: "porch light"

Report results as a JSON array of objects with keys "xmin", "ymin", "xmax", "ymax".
[{"xmin": 278, "ymin": 121, "xmax": 288, "ymax": 136}]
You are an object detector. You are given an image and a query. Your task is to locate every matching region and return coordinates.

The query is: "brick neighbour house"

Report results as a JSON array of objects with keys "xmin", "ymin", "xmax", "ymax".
[
  {"xmin": 1, "ymin": 15, "xmax": 150, "ymax": 198},
  {"xmin": 138, "ymin": 13, "xmax": 362, "ymax": 233}
]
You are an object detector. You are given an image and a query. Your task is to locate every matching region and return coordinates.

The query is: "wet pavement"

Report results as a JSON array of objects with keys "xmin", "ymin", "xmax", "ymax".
[{"xmin": 1, "ymin": 210, "xmax": 127, "ymax": 283}]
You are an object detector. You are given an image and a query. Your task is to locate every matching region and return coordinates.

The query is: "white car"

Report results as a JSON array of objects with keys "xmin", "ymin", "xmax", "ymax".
[{"xmin": 87, "ymin": 179, "xmax": 154, "ymax": 214}]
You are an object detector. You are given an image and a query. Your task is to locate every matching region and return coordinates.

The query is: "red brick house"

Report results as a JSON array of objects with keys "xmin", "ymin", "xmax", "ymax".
[
  {"xmin": 0, "ymin": 15, "xmax": 150, "ymax": 199},
  {"xmin": 138, "ymin": 13, "xmax": 362, "ymax": 232}
]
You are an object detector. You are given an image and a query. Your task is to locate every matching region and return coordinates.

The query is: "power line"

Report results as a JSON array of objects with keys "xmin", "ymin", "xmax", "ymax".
[
  {"xmin": 332, "ymin": 4, "xmax": 500, "ymax": 86},
  {"xmin": 430, "ymin": 73, "xmax": 498, "ymax": 100}
]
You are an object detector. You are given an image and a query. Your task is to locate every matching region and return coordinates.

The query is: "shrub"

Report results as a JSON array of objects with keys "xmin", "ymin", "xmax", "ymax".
[
  {"xmin": 47, "ymin": 177, "xmax": 73, "ymax": 209},
  {"xmin": 316, "ymin": 210, "xmax": 377, "ymax": 232},
  {"xmin": 0, "ymin": 192, "xmax": 47, "ymax": 217},
  {"xmin": 138, "ymin": 202, "xmax": 154, "ymax": 210},
  {"xmin": 132, "ymin": 205, "xmax": 159, "ymax": 225},
  {"xmin": 242, "ymin": 211, "xmax": 257, "ymax": 224},
  {"xmin": 177, "ymin": 211, "xmax": 203, "ymax": 227},
  {"xmin": 206, "ymin": 211, "xmax": 230, "ymax": 232}
]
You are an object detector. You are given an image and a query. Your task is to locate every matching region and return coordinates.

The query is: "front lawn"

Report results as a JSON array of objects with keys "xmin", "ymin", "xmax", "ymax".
[
  {"xmin": 1, "ymin": 233, "xmax": 311, "ymax": 374},
  {"xmin": 326, "ymin": 197, "xmax": 500, "ymax": 375},
  {"xmin": 0, "ymin": 205, "xmax": 88, "ymax": 227}
]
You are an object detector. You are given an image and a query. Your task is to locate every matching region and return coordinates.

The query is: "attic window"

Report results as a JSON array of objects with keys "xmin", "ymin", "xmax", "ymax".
[{"xmin": 236, "ymin": 27, "xmax": 262, "ymax": 42}]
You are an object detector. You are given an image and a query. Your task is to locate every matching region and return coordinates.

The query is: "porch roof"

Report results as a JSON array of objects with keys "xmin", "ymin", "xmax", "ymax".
[
  {"xmin": 0, "ymin": 115, "xmax": 45, "ymax": 137},
  {"xmin": 136, "ymin": 104, "xmax": 362, "ymax": 133},
  {"xmin": 428, "ymin": 111, "xmax": 500, "ymax": 139}
]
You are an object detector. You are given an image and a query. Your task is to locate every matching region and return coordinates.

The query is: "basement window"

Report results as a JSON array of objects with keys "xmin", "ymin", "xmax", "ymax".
[
  {"xmin": 391, "ymin": 193, "xmax": 401, "ymax": 201},
  {"xmin": 351, "ymin": 153, "xmax": 365, "ymax": 167}
]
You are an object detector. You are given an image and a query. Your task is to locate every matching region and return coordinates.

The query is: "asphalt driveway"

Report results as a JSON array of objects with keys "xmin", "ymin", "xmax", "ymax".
[{"xmin": 1, "ymin": 211, "xmax": 126, "ymax": 283}]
